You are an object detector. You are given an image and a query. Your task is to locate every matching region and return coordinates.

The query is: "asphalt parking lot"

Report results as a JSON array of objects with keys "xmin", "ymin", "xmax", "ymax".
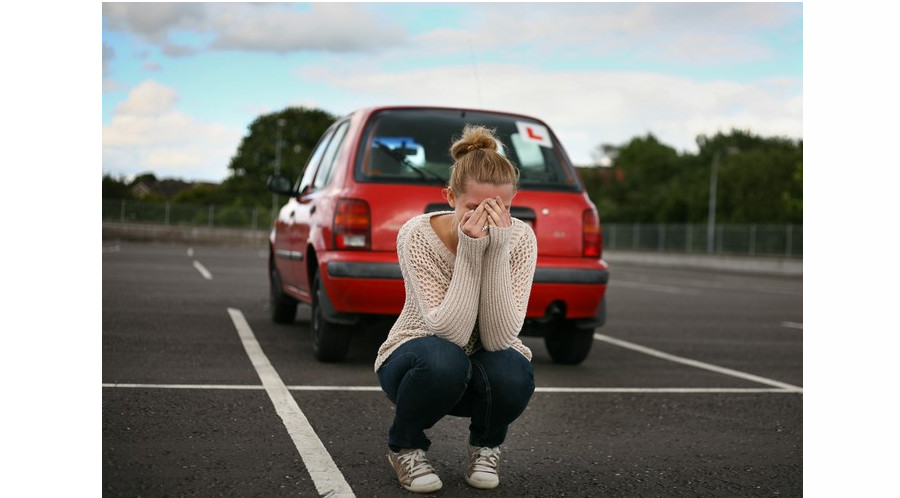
[{"xmin": 101, "ymin": 241, "xmax": 802, "ymax": 497}]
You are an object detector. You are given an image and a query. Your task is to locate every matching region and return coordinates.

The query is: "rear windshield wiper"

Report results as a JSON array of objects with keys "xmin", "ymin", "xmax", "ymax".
[{"xmin": 374, "ymin": 142, "xmax": 446, "ymax": 183}]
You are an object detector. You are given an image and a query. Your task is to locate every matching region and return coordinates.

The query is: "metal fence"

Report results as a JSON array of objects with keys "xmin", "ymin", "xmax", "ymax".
[
  {"xmin": 102, "ymin": 199, "xmax": 275, "ymax": 231},
  {"xmin": 103, "ymin": 200, "xmax": 802, "ymax": 257},
  {"xmin": 603, "ymin": 222, "xmax": 802, "ymax": 257}
]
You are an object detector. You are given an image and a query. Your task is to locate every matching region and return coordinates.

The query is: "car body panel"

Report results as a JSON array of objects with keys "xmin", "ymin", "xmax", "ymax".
[{"xmin": 270, "ymin": 104, "xmax": 608, "ymax": 328}]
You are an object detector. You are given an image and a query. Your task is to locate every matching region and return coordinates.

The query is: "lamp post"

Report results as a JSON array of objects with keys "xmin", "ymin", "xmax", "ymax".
[
  {"xmin": 706, "ymin": 146, "xmax": 739, "ymax": 254},
  {"xmin": 272, "ymin": 118, "xmax": 286, "ymax": 215}
]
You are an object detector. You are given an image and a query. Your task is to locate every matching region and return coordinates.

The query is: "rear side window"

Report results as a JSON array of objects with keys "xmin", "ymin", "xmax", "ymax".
[
  {"xmin": 354, "ymin": 109, "xmax": 581, "ymax": 191},
  {"xmin": 312, "ymin": 121, "xmax": 349, "ymax": 189},
  {"xmin": 296, "ymin": 126, "xmax": 336, "ymax": 193}
]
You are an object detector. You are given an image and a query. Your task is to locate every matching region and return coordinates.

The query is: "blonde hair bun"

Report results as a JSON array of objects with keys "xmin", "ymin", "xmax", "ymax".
[
  {"xmin": 450, "ymin": 125, "xmax": 499, "ymax": 161},
  {"xmin": 446, "ymin": 124, "xmax": 520, "ymax": 194}
]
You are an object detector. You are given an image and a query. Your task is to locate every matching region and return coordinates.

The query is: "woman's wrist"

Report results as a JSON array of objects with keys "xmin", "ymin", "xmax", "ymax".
[{"xmin": 485, "ymin": 223, "xmax": 512, "ymax": 254}]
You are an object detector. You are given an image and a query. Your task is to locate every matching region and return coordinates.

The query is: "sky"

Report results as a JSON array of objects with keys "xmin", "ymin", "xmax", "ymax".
[{"xmin": 101, "ymin": 2, "xmax": 803, "ymax": 183}]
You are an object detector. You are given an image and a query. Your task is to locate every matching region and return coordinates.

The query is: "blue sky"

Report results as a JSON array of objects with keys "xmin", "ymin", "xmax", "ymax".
[{"xmin": 101, "ymin": 2, "xmax": 803, "ymax": 182}]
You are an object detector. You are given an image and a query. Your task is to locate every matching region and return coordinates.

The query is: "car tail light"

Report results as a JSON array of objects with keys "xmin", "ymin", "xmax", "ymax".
[
  {"xmin": 582, "ymin": 208, "xmax": 602, "ymax": 258},
  {"xmin": 334, "ymin": 198, "xmax": 371, "ymax": 250}
]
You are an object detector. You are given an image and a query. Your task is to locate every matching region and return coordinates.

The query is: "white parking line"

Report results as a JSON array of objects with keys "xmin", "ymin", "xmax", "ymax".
[
  {"xmin": 594, "ymin": 333, "xmax": 802, "ymax": 392},
  {"xmin": 193, "ymin": 260, "xmax": 213, "ymax": 280},
  {"xmin": 781, "ymin": 321, "xmax": 803, "ymax": 329},
  {"xmin": 613, "ymin": 280, "xmax": 700, "ymax": 295},
  {"xmin": 101, "ymin": 384, "xmax": 799, "ymax": 394},
  {"xmin": 227, "ymin": 308, "xmax": 355, "ymax": 498},
  {"xmin": 102, "ymin": 383, "xmax": 265, "ymax": 390}
]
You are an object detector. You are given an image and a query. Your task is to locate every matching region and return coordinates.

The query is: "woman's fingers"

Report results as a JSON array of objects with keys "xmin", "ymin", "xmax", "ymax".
[
  {"xmin": 461, "ymin": 197, "xmax": 513, "ymax": 237},
  {"xmin": 475, "ymin": 204, "xmax": 490, "ymax": 232},
  {"xmin": 484, "ymin": 197, "xmax": 511, "ymax": 228},
  {"xmin": 462, "ymin": 205, "xmax": 490, "ymax": 238}
]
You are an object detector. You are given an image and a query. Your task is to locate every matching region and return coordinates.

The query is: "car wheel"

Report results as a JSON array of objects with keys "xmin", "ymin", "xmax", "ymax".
[
  {"xmin": 270, "ymin": 262, "xmax": 298, "ymax": 324},
  {"xmin": 544, "ymin": 319, "xmax": 595, "ymax": 365},
  {"xmin": 311, "ymin": 271, "xmax": 352, "ymax": 362}
]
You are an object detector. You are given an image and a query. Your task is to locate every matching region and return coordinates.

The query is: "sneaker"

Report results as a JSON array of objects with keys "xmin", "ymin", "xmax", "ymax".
[
  {"xmin": 466, "ymin": 443, "xmax": 501, "ymax": 489},
  {"xmin": 387, "ymin": 448, "xmax": 443, "ymax": 493}
]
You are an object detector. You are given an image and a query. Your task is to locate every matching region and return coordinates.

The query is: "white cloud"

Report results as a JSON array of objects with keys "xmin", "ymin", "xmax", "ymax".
[
  {"xmin": 102, "ymin": 81, "xmax": 243, "ymax": 181},
  {"xmin": 210, "ymin": 3, "xmax": 407, "ymax": 53},
  {"xmin": 300, "ymin": 64, "xmax": 802, "ymax": 165},
  {"xmin": 403, "ymin": 3, "xmax": 795, "ymax": 64},
  {"xmin": 102, "ymin": 3, "xmax": 207, "ymax": 43},
  {"xmin": 102, "ymin": 3, "xmax": 408, "ymax": 55},
  {"xmin": 102, "ymin": 42, "xmax": 122, "ymax": 93},
  {"xmin": 101, "ymin": 2, "xmax": 797, "ymax": 63}
]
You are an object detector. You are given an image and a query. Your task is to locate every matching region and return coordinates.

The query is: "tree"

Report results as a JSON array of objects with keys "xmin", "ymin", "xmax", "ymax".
[
  {"xmin": 581, "ymin": 129, "xmax": 802, "ymax": 224},
  {"xmin": 171, "ymin": 183, "xmax": 227, "ymax": 205},
  {"xmin": 587, "ymin": 134, "xmax": 685, "ymax": 222},
  {"xmin": 222, "ymin": 107, "xmax": 338, "ymax": 207},
  {"xmin": 695, "ymin": 130, "xmax": 802, "ymax": 224},
  {"xmin": 131, "ymin": 172, "xmax": 158, "ymax": 185},
  {"xmin": 102, "ymin": 173, "xmax": 133, "ymax": 200}
]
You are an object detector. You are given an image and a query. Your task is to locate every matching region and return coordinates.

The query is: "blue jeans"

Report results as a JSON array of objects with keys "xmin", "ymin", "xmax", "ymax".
[{"xmin": 377, "ymin": 336, "xmax": 535, "ymax": 452}]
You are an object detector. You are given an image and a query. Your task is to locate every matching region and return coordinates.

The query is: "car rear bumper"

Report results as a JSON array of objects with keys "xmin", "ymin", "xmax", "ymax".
[{"xmin": 320, "ymin": 252, "xmax": 609, "ymax": 319}]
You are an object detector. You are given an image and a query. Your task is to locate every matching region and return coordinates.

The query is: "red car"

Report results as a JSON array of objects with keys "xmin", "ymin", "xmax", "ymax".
[{"xmin": 267, "ymin": 106, "xmax": 609, "ymax": 364}]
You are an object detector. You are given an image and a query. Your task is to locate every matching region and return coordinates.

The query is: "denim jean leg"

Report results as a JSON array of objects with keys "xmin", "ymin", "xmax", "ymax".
[
  {"xmin": 466, "ymin": 349, "xmax": 535, "ymax": 448},
  {"xmin": 377, "ymin": 337, "xmax": 471, "ymax": 452}
]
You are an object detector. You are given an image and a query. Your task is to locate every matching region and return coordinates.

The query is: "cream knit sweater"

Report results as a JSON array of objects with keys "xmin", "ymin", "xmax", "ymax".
[{"xmin": 374, "ymin": 211, "xmax": 538, "ymax": 372}]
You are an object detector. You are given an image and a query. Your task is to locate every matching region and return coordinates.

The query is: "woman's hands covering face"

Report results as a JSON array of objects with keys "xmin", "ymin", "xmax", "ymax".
[{"xmin": 460, "ymin": 196, "xmax": 511, "ymax": 239}]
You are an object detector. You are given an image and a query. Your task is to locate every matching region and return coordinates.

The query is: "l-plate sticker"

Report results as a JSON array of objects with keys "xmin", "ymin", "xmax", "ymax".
[{"xmin": 516, "ymin": 121, "xmax": 553, "ymax": 148}]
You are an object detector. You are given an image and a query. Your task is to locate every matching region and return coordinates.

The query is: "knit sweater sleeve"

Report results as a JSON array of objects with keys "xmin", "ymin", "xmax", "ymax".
[
  {"xmin": 399, "ymin": 221, "xmax": 489, "ymax": 347},
  {"xmin": 477, "ymin": 220, "xmax": 538, "ymax": 351}
]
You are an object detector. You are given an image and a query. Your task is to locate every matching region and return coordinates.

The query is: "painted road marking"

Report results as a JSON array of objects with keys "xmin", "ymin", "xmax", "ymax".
[
  {"xmin": 614, "ymin": 277, "xmax": 800, "ymax": 296},
  {"xmin": 781, "ymin": 321, "xmax": 803, "ymax": 329},
  {"xmin": 227, "ymin": 308, "xmax": 355, "ymax": 498},
  {"xmin": 613, "ymin": 280, "xmax": 701, "ymax": 296},
  {"xmin": 594, "ymin": 333, "xmax": 802, "ymax": 392},
  {"xmin": 102, "ymin": 331, "xmax": 801, "ymax": 396},
  {"xmin": 192, "ymin": 260, "xmax": 213, "ymax": 280},
  {"xmin": 102, "ymin": 383, "xmax": 800, "ymax": 394}
]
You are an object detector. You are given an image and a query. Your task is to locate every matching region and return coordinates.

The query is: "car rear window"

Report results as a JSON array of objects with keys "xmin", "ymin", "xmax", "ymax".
[{"xmin": 354, "ymin": 108, "xmax": 582, "ymax": 191}]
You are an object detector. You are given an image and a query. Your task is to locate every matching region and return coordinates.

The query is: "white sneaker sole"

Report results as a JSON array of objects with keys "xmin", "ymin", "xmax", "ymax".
[
  {"xmin": 466, "ymin": 475, "xmax": 499, "ymax": 490},
  {"xmin": 403, "ymin": 480, "xmax": 443, "ymax": 493},
  {"xmin": 387, "ymin": 454, "xmax": 443, "ymax": 493}
]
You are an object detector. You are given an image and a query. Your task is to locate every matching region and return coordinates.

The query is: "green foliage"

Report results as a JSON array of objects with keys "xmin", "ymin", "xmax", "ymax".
[
  {"xmin": 132, "ymin": 172, "xmax": 158, "ymax": 185},
  {"xmin": 102, "ymin": 173, "xmax": 133, "ymax": 200},
  {"xmin": 221, "ymin": 107, "xmax": 338, "ymax": 207},
  {"xmin": 171, "ymin": 183, "xmax": 226, "ymax": 205},
  {"xmin": 580, "ymin": 129, "xmax": 803, "ymax": 224},
  {"xmin": 102, "ymin": 106, "xmax": 339, "ymax": 209}
]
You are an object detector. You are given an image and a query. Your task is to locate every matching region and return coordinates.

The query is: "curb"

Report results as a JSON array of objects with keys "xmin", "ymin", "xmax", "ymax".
[{"xmin": 603, "ymin": 250, "xmax": 801, "ymax": 277}]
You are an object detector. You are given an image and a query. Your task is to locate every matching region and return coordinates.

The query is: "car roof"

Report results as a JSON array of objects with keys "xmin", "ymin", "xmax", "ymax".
[{"xmin": 348, "ymin": 105, "xmax": 551, "ymax": 125}]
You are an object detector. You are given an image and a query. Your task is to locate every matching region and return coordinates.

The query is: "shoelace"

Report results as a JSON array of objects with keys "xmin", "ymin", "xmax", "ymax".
[
  {"xmin": 470, "ymin": 447, "xmax": 500, "ymax": 475},
  {"xmin": 398, "ymin": 449, "xmax": 435, "ymax": 479}
]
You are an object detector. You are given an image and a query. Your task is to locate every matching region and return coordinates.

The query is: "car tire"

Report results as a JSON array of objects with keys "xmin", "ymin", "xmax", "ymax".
[
  {"xmin": 270, "ymin": 262, "xmax": 298, "ymax": 324},
  {"xmin": 544, "ymin": 320, "xmax": 595, "ymax": 365},
  {"xmin": 311, "ymin": 271, "xmax": 352, "ymax": 362}
]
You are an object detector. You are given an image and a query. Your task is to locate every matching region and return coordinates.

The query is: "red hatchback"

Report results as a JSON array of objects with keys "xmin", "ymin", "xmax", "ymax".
[{"xmin": 267, "ymin": 106, "xmax": 609, "ymax": 364}]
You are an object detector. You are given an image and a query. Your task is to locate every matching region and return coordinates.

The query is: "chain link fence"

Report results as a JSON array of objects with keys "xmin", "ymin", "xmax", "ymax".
[
  {"xmin": 102, "ymin": 199, "xmax": 275, "ymax": 231},
  {"xmin": 103, "ymin": 200, "xmax": 801, "ymax": 257},
  {"xmin": 603, "ymin": 222, "xmax": 801, "ymax": 257}
]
